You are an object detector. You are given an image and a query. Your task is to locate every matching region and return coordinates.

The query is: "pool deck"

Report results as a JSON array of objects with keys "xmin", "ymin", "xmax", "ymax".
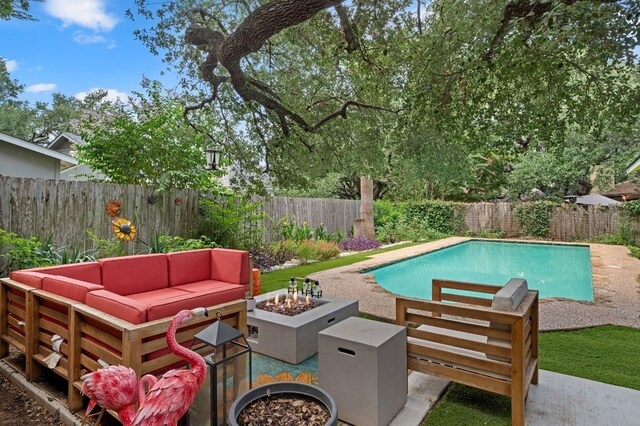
[{"xmin": 310, "ymin": 237, "xmax": 640, "ymax": 331}]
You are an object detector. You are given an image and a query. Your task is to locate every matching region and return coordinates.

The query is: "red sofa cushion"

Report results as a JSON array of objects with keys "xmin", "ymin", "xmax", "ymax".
[
  {"xmin": 177, "ymin": 280, "xmax": 245, "ymax": 294},
  {"xmin": 19, "ymin": 262, "xmax": 102, "ymax": 284},
  {"xmin": 211, "ymin": 249, "xmax": 250, "ymax": 287},
  {"xmin": 146, "ymin": 286, "xmax": 245, "ymax": 321},
  {"xmin": 85, "ymin": 290, "xmax": 148, "ymax": 324},
  {"xmin": 42, "ymin": 276, "xmax": 103, "ymax": 303},
  {"xmin": 9, "ymin": 271, "xmax": 48, "ymax": 289},
  {"xmin": 99, "ymin": 254, "xmax": 169, "ymax": 296},
  {"xmin": 127, "ymin": 287, "xmax": 190, "ymax": 305},
  {"xmin": 167, "ymin": 249, "xmax": 212, "ymax": 287}
]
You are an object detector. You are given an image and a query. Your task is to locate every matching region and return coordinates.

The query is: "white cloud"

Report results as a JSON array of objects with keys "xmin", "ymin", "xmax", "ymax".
[
  {"xmin": 75, "ymin": 88, "xmax": 129, "ymax": 103},
  {"xmin": 28, "ymin": 65, "xmax": 43, "ymax": 72},
  {"xmin": 26, "ymin": 83, "xmax": 57, "ymax": 93},
  {"xmin": 4, "ymin": 59, "xmax": 18, "ymax": 72},
  {"xmin": 45, "ymin": 0, "xmax": 117, "ymax": 31},
  {"xmin": 73, "ymin": 32, "xmax": 108, "ymax": 45}
]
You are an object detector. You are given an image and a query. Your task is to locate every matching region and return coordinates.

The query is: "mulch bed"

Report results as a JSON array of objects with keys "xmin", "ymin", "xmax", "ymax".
[
  {"xmin": 236, "ymin": 393, "xmax": 330, "ymax": 426},
  {"xmin": 0, "ymin": 372, "xmax": 64, "ymax": 426}
]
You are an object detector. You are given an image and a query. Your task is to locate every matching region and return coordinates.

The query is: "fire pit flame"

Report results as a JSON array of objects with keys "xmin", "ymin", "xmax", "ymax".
[{"xmin": 257, "ymin": 292, "xmax": 323, "ymax": 316}]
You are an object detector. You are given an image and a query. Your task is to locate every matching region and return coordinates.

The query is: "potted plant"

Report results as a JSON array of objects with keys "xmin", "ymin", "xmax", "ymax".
[{"xmin": 229, "ymin": 382, "xmax": 338, "ymax": 426}]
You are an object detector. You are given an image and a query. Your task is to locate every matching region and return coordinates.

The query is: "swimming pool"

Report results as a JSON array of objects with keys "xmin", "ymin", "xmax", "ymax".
[{"xmin": 369, "ymin": 240, "xmax": 593, "ymax": 301}]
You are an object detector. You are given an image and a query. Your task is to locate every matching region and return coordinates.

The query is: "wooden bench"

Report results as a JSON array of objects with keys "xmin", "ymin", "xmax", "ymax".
[{"xmin": 395, "ymin": 279, "xmax": 539, "ymax": 426}]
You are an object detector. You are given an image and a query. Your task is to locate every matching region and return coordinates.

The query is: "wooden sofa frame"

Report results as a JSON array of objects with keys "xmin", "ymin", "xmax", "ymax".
[
  {"xmin": 1, "ymin": 276, "xmax": 247, "ymax": 411},
  {"xmin": 395, "ymin": 279, "xmax": 539, "ymax": 426}
]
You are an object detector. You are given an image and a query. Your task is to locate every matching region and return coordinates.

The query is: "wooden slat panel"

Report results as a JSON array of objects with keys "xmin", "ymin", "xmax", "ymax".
[
  {"xmin": 80, "ymin": 353, "xmax": 103, "ymax": 373},
  {"xmin": 80, "ymin": 337, "xmax": 122, "ymax": 366},
  {"xmin": 407, "ymin": 342, "xmax": 512, "ymax": 377},
  {"xmin": 2, "ymin": 334, "xmax": 26, "ymax": 352},
  {"xmin": 39, "ymin": 305, "xmax": 68, "ymax": 324},
  {"xmin": 141, "ymin": 345, "xmax": 214, "ymax": 375},
  {"xmin": 33, "ymin": 354, "xmax": 69, "ymax": 380},
  {"xmin": 79, "ymin": 321, "xmax": 122, "ymax": 352},
  {"xmin": 7, "ymin": 304, "xmax": 26, "ymax": 319},
  {"xmin": 440, "ymin": 293, "xmax": 493, "ymax": 307},
  {"xmin": 38, "ymin": 318, "xmax": 68, "ymax": 338},
  {"xmin": 407, "ymin": 328, "xmax": 511, "ymax": 358},
  {"xmin": 397, "ymin": 297, "xmax": 520, "ymax": 324},
  {"xmin": 408, "ymin": 357, "xmax": 511, "ymax": 396},
  {"xmin": 7, "ymin": 315, "xmax": 26, "ymax": 332},
  {"xmin": 7, "ymin": 291, "xmax": 26, "ymax": 304},
  {"xmin": 140, "ymin": 322, "xmax": 215, "ymax": 356},
  {"xmin": 37, "ymin": 332, "xmax": 69, "ymax": 356},
  {"xmin": 433, "ymin": 279, "xmax": 501, "ymax": 294},
  {"xmin": 404, "ymin": 313, "xmax": 511, "ymax": 340}
]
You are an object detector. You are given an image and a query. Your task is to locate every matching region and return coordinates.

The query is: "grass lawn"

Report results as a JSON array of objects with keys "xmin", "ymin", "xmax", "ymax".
[
  {"xmin": 259, "ymin": 241, "xmax": 424, "ymax": 293},
  {"xmin": 423, "ymin": 325, "xmax": 640, "ymax": 425}
]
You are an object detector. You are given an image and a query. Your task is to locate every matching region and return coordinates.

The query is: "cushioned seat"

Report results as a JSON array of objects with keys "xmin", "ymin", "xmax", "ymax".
[
  {"xmin": 146, "ymin": 286, "xmax": 245, "ymax": 321},
  {"xmin": 86, "ymin": 290, "xmax": 148, "ymax": 324},
  {"xmin": 42, "ymin": 276, "xmax": 103, "ymax": 303},
  {"xmin": 127, "ymin": 287, "xmax": 191, "ymax": 304},
  {"xmin": 99, "ymin": 253, "xmax": 168, "ymax": 295},
  {"xmin": 175, "ymin": 280, "xmax": 241, "ymax": 293}
]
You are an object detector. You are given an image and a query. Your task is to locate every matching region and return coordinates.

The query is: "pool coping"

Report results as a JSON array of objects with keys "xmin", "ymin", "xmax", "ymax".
[{"xmin": 308, "ymin": 237, "xmax": 640, "ymax": 331}]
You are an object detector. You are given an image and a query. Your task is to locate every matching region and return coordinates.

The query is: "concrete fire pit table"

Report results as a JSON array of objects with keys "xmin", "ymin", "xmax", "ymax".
[{"xmin": 247, "ymin": 290, "xmax": 359, "ymax": 364}]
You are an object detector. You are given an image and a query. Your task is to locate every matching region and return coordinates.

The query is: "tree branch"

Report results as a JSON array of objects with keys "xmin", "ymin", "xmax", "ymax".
[{"xmin": 184, "ymin": 0, "xmax": 397, "ymax": 134}]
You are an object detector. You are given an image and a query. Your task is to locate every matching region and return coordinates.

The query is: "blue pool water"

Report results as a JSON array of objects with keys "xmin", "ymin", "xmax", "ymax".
[{"xmin": 370, "ymin": 240, "xmax": 593, "ymax": 301}]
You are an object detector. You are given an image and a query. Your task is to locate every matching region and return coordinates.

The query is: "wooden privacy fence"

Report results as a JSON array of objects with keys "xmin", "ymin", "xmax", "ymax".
[
  {"xmin": 1, "ymin": 177, "xmax": 636, "ymax": 249},
  {"xmin": 0, "ymin": 177, "xmax": 199, "ymax": 250},
  {"xmin": 464, "ymin": 202, "xmax": 637, "ymax": 241},
  {"xmin": 256, "ymin": 196, "xmax": 360, "ymax": 242}
]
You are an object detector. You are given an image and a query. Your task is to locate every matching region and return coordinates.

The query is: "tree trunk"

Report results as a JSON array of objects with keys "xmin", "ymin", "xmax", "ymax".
[{"xmin": 359, "ymin": 176, "xmax": 375, "ymax": 239}]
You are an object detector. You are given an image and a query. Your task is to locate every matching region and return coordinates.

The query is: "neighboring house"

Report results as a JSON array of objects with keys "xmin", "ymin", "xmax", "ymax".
[
  {"xmin": 0, "ymin": 131, "xmax": 77, "ymax": 179},
  {"xmin": 603, "ymin": 180, "xmax": 640, "ymax": 202},
  {"xmin": 48, "ymin": 132, "xmax": 102, "ymax": 181}
]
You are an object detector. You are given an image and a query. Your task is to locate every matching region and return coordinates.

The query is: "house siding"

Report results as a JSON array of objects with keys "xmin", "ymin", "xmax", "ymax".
[{"xmin": 0, "ymin": 142, "xmax": 60, "ymax": 179}]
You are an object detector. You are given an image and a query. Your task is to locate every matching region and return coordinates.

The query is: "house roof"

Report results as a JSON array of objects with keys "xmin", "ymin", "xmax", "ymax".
[
  {"xmin": 627, "ymin": 154, "xmax": 640, "ymax": 174},
  {"xmin": 603, "ymin": 180, "xmax": 640, "ymax": 196},
  {"xmin": 48, "ymin": 132, "xmax": 85, "ymax": 151},
  {"xmin": 0, "ymin": 131, "xmax": 77, "ymax": 166},
  {"xmin": 575, "ymin": 194, "xmax": 620, "ymax": 206}
]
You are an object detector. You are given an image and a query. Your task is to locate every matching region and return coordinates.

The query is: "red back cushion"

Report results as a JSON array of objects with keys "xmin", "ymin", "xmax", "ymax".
[
  {"xmin": 85, "ymin": 290, "xmax": 148, "ymax": 324},
  {"xmin": 42, "ymin": 276, "xmax": 103, "ymax": 303},
  {"xmin": 99, "ymin": 254, "xmax": 169, "ymax": 295},
  {"xmin": 26, "ymin": 262, "xmax": 102, "ymax": 284},
  {"xmin": 167, "ymin": 249, "xmax": 212, "ymax": 286},
  {"xmin": 210, "ymin": 249, "xmax": 250, "ymax": 285},
  {"xmin": 9, "ymin": 271, "xmax": 48, "ymax": 289}
]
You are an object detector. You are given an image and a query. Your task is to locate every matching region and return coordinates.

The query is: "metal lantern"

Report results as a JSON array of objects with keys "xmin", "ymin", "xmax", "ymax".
[
  {"xmin": 205, "ymin": 148, "xmax": 221, "ymax": 170},
  {"xmin": 188, "ymin": 315, "xmax": 252, "ymax": 425}
]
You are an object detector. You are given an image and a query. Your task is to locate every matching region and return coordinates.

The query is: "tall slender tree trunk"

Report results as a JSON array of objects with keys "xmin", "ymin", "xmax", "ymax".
[{"xmin": 355, "ymin": 176, "xmax": 375, "ymax": 239}]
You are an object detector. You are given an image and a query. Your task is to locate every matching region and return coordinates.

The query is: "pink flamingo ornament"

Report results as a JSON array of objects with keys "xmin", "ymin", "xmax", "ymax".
[
  {"xmin": 80, "ymin": 365, "xmax": 157, "ymax": 426},
  {"xmin": 132, "ymin": 307, "xmax": 209, "ymax": 426}
]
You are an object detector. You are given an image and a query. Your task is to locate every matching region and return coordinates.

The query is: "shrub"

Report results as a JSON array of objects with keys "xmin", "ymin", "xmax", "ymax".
[
  {"xmin": 158, "ymin": 235, "xmax": 219, "ymax": 252},
  {"xmin": 514, "ymin": 201, "xmax": 557, "ymax": 238},
  {"xmin": 620, "ymin": 200, "xmax": 640, "ymax": 219},
  {"xmin": 0, "ymin": 229, "xmax": 54, "ymax": 276},
  {"xmin": 198, "ymin": 194, "xmax": 264, "ymax": 249},
  {"xmin": 586, "ymin": 233, "xmax": 628, "ymax": 246},
  {"xmin": 250, "ymin": 240, "xmax": 297, "ymax": 272},
  {"xmin": 403, "ymin": 200, "xmax": 466, "ymax": 234},
  {"xmin": 627, "ymin": 245, "xmax": 640, "ymax": 260},
  {"xmin": 339, "ymin": 237, "xmax": 383, "ymax": 252},
  {"xmin": 295, "ymin": 240, "xmax": 340, "ymax": 263}
]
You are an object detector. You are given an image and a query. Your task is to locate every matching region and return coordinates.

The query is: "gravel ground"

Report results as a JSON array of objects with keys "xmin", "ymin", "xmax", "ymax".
[
  {"xmin": 311, "ymin": 237, "xmax": 640, "ymax": 331},
  {"xmin": 0, "ymin": 371, "xmax": 64, "ymax": 426}
]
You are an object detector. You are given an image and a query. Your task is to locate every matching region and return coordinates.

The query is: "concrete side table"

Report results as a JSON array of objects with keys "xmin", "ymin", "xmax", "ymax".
[{"xmin": 318, "ymin": 317, "xmax": 407, "ymax": 426}]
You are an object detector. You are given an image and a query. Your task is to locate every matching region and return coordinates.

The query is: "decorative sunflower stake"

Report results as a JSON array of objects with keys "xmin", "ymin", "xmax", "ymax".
[{"xmin": 112, "ymin": 218, "xmax": 137, "ymax": 241}]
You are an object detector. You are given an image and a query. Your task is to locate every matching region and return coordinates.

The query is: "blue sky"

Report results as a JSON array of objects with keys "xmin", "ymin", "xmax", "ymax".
[{"xmin": 0, "ymin": 0, "xmax": 175, "ymax": 104}]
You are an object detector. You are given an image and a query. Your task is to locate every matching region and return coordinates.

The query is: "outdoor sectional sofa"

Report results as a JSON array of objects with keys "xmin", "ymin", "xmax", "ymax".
[{"xmin": 0, "ymin": 248, "xmax": 251, "ymax": 410}]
